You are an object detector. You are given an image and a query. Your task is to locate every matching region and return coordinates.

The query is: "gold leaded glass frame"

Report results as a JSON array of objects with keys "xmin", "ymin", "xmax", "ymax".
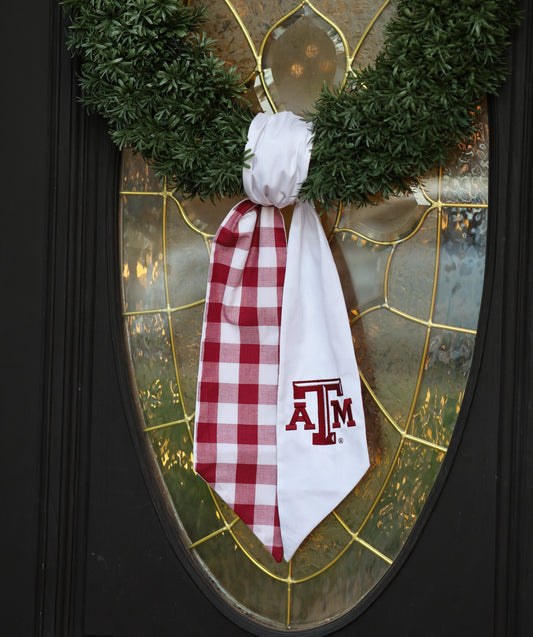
[{"xmin": 119, "ymin": 1, "xmax": 489, "ymax": 631}]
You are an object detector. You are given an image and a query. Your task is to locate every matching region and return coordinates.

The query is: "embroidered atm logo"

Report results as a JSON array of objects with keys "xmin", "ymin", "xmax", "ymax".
[{"xmin": 286, "ymin": 378, "xmax": 357, "ymax": 445}]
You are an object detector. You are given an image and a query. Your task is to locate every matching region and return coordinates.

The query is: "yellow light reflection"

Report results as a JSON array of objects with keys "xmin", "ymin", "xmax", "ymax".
[
  {"xmin": 136, "ymin": 260, "xmax": 148, "ymax": 281},
  {"xmin": 306, "ymin": 43, "xmax": 319, "ymax": 58},
  {"xmin": 290, "ymin": 63, "xmax": 304, "ymax": 78}
]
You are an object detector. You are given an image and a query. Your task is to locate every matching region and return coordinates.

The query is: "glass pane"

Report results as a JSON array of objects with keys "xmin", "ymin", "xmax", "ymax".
[
  {"xmin": 200, "ymin": 0, "xmax": 255, "ymax": 79},
  {"xmin": 440, "ymin": 114, "xmax": 489, "ymax": 205},
  {"xmin": 339, "ymin": 192, "xmax": 428, "ymax": 243},
  {"xmin": 331, "ymin": 232, "xmax": 390, "ymax": 312},
  {"xmin": 433, "ymin": 207, "xmax": 487, "ymax": 331},
  {"xmin": 147, "ymin": 425, "xmax": 223, "ymax": 544},
  {"xmin": 290, "ymin": 541, "xmax": 390, "ymax": 627},
  {"xmin": 335, "ymin": 400, "xmax": 401, "ymax": 531},
  {"xmin": 121, "ymin": 149, "xmax": 163, "ymax": 192},
  {"xmin": 409, "ymin": 329, "xmax": 476, "ymax": 447},
  {"xmin": 124, "ymin": 313, "xmax": 183, "ymax": 429},
  {"xmin": 291, "ymin": 514, "xmax": 351, "ymax": 580},
  {"xmin": 260, "ymin": 6, "xmax": 347, "ymax": 114},
  {"xmin": 194, "ymin": 532, "xmax": 289, "ymax": 626},
  {"xmin": 165, "ymin": 198, "xmax": 210, "ymax": 309},
  {"xmin": 387, "ymin": 208, "xmax": 437, "ymax": 321},
  {"xmin": 355, "ymin": 310, "xmax": 428, "ymax": 429},
  {"xmin": 171, "ymin": 305, "xmax": 204, "ymax": 415},
  {"xmin": 177, "ymin": 193, "xmax": 244, "ymax": 237},
  {"xmin": 358, "ymin": 440, "xmax": 445, "ymax": 559},
  {"xmin": 121, "ymin": 193, "xmax": 166, "ymax": 312}
]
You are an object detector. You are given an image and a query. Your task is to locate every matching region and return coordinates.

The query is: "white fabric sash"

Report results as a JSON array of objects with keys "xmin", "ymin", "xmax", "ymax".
[{"xmin": 276, "ymin": 199, "xmax": 370, "ymax": 561}]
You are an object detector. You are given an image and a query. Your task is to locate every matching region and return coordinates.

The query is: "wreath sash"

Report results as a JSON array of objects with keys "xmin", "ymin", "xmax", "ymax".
[{"xmin": 194, "ymin": 112, "xmax": 369, "ymax": 561}]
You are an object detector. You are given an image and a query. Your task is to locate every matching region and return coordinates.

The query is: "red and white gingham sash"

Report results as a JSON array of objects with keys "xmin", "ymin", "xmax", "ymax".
[{"xmin": 193, "ymin": 199, "xmax": 286, "ymax": 561}]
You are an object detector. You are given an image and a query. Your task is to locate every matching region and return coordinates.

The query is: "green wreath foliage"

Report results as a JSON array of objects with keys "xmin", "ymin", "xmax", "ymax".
[{"xmin": 64, "ymin": 0, "xmax": 519, "ymax": 207}]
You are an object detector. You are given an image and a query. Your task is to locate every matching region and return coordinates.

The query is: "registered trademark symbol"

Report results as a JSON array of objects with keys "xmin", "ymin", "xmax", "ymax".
[{"xmin": 339, "ymin": 438, "xmax": 344, "ymax": 444}]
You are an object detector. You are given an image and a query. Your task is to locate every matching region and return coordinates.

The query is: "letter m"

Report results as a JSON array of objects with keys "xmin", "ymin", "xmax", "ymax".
[{"xmin": 331, "ymin": 398, "xmax": 356, "ymax": 428}]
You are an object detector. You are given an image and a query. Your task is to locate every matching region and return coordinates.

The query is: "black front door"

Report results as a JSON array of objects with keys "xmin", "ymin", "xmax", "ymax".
[{"xmin": 3, "ymin": 1, "xmax": 533, "ymax": 636}]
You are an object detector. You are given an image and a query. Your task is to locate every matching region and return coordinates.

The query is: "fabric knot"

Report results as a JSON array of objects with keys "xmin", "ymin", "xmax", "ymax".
[{"xmin": 243, "ymin": 111, "xmax": 313, "ymax": 209}]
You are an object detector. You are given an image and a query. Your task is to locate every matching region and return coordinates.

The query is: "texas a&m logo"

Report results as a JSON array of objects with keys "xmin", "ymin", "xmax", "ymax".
[{"xmin": 286, "ymin": 378, "xmax": 357, "ymax": 445}]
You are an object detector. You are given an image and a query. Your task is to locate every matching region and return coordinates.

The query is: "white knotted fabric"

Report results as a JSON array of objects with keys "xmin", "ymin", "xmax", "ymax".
[{"xmin": 195, "ymin": 111, "xmax": 369, "ymax": 563}]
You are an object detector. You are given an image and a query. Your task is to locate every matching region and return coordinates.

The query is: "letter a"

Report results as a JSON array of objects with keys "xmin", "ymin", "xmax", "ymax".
[{"xmin": 286, "ymin": 402, "xmax": 315, "ymax": 430}]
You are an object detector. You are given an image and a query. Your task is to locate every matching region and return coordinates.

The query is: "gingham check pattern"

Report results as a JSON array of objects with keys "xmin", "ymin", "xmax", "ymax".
[{"xmin": 194, "ymin": 199, "xmax": 286, "ymax": 562}]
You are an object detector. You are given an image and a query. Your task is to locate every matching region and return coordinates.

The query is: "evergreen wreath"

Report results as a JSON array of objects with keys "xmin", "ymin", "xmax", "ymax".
[{"xmin": 64, "ymin": 0, "xmax": 519, "ymax": 207}]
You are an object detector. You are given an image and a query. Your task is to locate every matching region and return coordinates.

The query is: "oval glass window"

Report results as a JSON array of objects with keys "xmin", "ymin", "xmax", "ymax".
[{"xmin": 119, "ymin": 1, "xmax": 489, "ymax": 632}]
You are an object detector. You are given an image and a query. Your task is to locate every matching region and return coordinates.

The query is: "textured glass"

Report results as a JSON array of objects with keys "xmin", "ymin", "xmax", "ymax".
[
  {"xmin": 409, "ymin": 329, "xmax": 475, "ymax": 447},
  {"xmin": 339, "ymin": 192, "xmax": 428, "ymax": 243},
  {"xmin": 198, "ymin": 0, "xmax": 255, "ymax": 79},
  {"xmin": 194, "ymin": 532, "xmax": 289, "ymax": 626},
  {"xmin": 165, "ymin": 198, "xmax": 210, "ymax": 309},
  {"xmin": 330, "ymin": 233, "xmax": 390, "ymax": 311},
  {"xmin": 231, "ymin": 518, "xmax": 290, "ymax": 579},
  {"xmin": 178, "ymin": 193, "xmax": 244, "ymax": 237},
  {"xmin": 335, "ymin": 399, "xmax": 401, "ymax": 531},
  {"xmin": 204, "ymin": 0, "xmax": 297, "ymax": 68},
  {"xmin": 147, "ymin": 425, "xmax": 224, "ymax": 544},
  {"xmin": 291, "ymin": 514, "xmax": 351, "ymax": 580},
  {"xmin": 358, "ymin": 440, "xmax": 445, "ymax": 559},
  {"xmin": 433, "ymin": 207, "xmax": 487, "ymax": 331},
  {"xmin": 290, "ymin": 541, "xmax": 390, "ymax": 627},
  {"xmin": 124, "ymin": 313, "xmax": 183, "ymax": 429},
  {"xmin": 387, "ymin": 209, "xmax": 437, "ymax": 320},
  {"xmin": 440, "ymin": 114, "xmax": 489, "ymax": 205},
  {"xmin": 170, "ymin": 305, "xmax": 204, "ymax": 413},
  {"xmin": 119, "ymin": 1, "xmax": 488, "ymax": 632},
  {"xmin": 260, "ymin": 6, "xmax": 347, "ymax": 114},
  {"xmin": 355, "ymin": 311, "xmax": 428, "ymax": 428},
  {"xmin": 121, "ymin": 149, "xmax": 164, "ymax": 192},
  {"xmin": 121, "ymin": 195, "xmax": 165, "ymax": 312}
]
